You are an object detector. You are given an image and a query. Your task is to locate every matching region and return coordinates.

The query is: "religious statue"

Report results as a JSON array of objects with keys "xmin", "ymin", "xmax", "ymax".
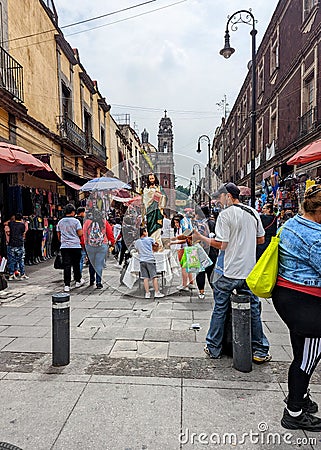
[{"xmin": 142, "ymin": 173, "xmax": 166, "ymax": 249}]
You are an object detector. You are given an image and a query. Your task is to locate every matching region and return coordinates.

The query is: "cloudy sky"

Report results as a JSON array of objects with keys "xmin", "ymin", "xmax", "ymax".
[{"xmin": 54, "ymin": 0, "xmax": 279, "ymax": 186}]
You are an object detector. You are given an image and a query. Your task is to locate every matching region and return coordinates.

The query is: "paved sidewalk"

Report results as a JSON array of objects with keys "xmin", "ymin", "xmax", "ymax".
[
  {"xmin": 0, "ymin": 257, "xmax": 293, "ymax": 361},
  {"xmin": 0, "ymin": 257, "xmax": 320, "ymax": 450}
]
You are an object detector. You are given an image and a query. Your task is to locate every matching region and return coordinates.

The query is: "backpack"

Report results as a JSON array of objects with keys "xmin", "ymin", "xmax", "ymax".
[{"xmin": 88, "ymin": 221, "xmax": 104, "ymax": 247}]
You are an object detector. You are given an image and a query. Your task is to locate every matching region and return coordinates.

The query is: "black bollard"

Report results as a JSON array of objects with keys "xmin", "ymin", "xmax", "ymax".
[
  {"xmin": 52, "ymin": 293, "xmax": 70, "ymax": 367},
  {"xmin": 231, "ymin": 293, "xmax": 252, "ymax": 373}
]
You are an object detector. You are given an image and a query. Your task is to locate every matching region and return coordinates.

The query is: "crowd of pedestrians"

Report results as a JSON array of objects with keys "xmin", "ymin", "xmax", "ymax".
[{"xmin": 3, "ymin": 180, "xmax": 321, "ymax": 433}]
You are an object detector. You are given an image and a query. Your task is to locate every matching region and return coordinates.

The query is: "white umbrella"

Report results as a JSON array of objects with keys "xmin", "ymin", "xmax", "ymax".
[{"xmin": 80, "ymin": 177, "xmax": 131, "ymax": 192}]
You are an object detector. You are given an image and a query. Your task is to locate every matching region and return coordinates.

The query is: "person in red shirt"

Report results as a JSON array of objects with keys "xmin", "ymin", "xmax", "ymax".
[{"xmin": 83, "ymin": 209, "xmax": 115, "ymax": 289}]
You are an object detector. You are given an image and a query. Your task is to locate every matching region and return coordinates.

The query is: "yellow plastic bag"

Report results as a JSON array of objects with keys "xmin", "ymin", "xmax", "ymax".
[{"xmin": 246, "ymin": 228, "xmax": 282, "ymax": 298}]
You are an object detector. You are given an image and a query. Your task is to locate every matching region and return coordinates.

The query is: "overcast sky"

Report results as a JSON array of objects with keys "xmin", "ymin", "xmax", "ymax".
[{"xmin": 54, "ymin": 0, "xmax": 279, "ymax": 186}]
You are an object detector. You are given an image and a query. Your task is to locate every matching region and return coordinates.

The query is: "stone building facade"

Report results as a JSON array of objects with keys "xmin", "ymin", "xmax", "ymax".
[{"xmin": 213, "ymin": 0, "xmax": 321, "ymax": 190}]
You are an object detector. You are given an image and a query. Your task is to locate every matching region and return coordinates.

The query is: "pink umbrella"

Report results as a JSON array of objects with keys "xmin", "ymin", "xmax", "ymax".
[
  {"xmin": 287, "ymin": 139, "xmax": 321, "ymax": 165},
  {"xmin": 0, "ymin": 142, "xmax": 52, "ymax": 174}
]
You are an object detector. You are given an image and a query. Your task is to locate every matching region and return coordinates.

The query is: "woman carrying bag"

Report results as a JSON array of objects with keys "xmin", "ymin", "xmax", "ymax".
[
  {"xmin": 83, "ymin": 210, "xmax": 115, "ymax": 289},
  {"xmin": 272, "ymin": 184, "xmax": 321, "ymax": 432}
]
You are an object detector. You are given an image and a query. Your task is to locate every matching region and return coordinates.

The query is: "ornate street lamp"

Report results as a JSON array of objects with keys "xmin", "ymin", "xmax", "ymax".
[
  {"xmin": 197, "ymin": 135, "xmax": 211, "ymax": 212},
  {"xmin": 220, "ymin": 9, "xmax": 257, "ymax": 208},
  {"xmin": 192, "ymin": 163, "xmax": 201, "ymax": 183}
]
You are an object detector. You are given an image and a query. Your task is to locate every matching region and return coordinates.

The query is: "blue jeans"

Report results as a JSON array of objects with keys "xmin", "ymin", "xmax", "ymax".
[
  {"xmin": 86, "ymin": 244, "xmax": 108, "ymax": 285},
  {"xmin": 206, "ymin": 273, "xmax": 270, "ymax": 358},
  {"xmin": 80, "ymin": 248, "xmax": 86, "ymax": 274},
  {"xmin": 7, "ymin": 246, "xmax": 25, "ymax": 275}
]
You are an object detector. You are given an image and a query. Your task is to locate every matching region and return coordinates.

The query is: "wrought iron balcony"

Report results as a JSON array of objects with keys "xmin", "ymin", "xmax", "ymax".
[
  {"xmin": 59, "ymin": 115, "xmax": 107, "ymax": 163},
  {"xmin": 0, "ymin": 46, "xmax": 24, "ymax": 102},
  {"xmin": 59, "ymin": 115, "xmax": 88, "ymax": 152},
  {"xmin": 89, "ymin": 136, "xmax": 107, "ymax": 162},
  {"xmin": 299, "ymin": 106, "xmax": 317, "ymax": 136}
]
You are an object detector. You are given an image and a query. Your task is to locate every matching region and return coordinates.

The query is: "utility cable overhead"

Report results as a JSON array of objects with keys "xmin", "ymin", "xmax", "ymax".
[
  {"xmin": 66, "ymin": 0, "xmax": 188, "ymax": 37},
  {"xmin": 4, "ymin": 0, "xmax": 157, "ymax": 44},
  {"xmin": 62, "ymin": 0, "xmax": 156, "ymax": 29}
]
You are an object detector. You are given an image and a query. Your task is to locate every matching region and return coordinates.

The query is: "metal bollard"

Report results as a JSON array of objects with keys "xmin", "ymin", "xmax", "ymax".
[
  {"xmin": 231, "ymin": 293, "xmax": 252, "ymax": 373},
  {"xmin": 52, "ymin": 293, "xmax": 70, "ymax": 367}
]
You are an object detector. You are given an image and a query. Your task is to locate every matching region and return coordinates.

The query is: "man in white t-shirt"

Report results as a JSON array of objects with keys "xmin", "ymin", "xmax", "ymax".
[{"xmin": 193, "ymin": 182, "xmax": 271, "ymax": 363}]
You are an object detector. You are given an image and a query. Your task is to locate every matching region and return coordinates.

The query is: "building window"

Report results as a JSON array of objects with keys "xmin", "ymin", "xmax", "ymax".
[
  {"xmin": 231, "ymin": 119, "xmax": 235, "ymax": 143},
  {"xmin": 258, "ymin": 59, "xmax": 264, "ymax": 96},
  {"xmin": 241, "ymin": 96, "xmax": 247, "ymax": 127},
  {"xmin": 61, "ymin": 83, "xmax": 71, "ymax": 118},
  {"xmin": 300, "ymin": 71, "xmax": 316, "ymax": 135},
  {"xmin": 101, "ymin": 127, "xmax": 105, "ymax": 146},
  {"xmin": 269, "ymin": 100, "xmax": 278, "ymax": 144},
  {"xmin": 270, "ymin": 31, "xmax": 279, "ymax": 77},
  {"xmin": 257, "ymin": 118, "xmax": 263, "ymax": 156},
  {"xmin": 303, "ymin": 0, "xmax": 319, "ymax": 21}
]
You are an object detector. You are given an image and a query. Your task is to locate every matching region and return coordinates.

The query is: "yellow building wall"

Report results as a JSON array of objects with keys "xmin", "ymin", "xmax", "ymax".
[
  {"xmin": 82, "ymin": 87, "xmax": 91, "ymax": 109},
  {"xmin": 72, "ymin": 65, "xmax": 83, "ymax": 128},
  {"xmin": 7, "ymin": 0, "xmax": 60, "ymax": 134},
  {"xmin": 0, "ymin": 108, "xmax": 10, "ymax": 140},
  {"xmin": 108, "ymin": 115, "xmax": 120, "ymax": 176},
  {"xmin": 14, "ymin": 119, "xmax": 61, "ymax": 176},
  {"xmin": 60, "ymin": 54, "xmax": 71, "ymax": 83}
]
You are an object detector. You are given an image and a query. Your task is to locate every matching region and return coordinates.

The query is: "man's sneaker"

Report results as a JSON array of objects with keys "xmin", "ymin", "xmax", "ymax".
[
  {"xmin": 204, "ymin": 345, "xmax": 221, "ymax": 359},
  {"xmin": 281, "ymin": 408, "xmax": 321, "ymax": 432},
  {"xmin": 64, "ymin": 286, "xmax": 70, "ymax": 292},
  {"xmin": 284, "ymin": 389, "xmax": 318, "ymax": 414},
  {"xmin": 198, "ymin": 292, "xmax": 205, "ymax": 300},
  {"xmin": 177, "ymin": 285, "xmax": 189, "ymax": 291},
  {"xmin": 145, "ymin": 292, "xmax": 151, "ymax": 299},
  {"xmin": 8, "ymin": 274, "xmax": 15, "ymax": 281},
  {"xmin": 155, "ymin": 291, "xmax": 165, "ymax": 298},
  {"xmin": 75, "ymin": 279, "xmax": 85, "ymax": 288},
  {"xmin": 20, "ymin": 274, "xmax": 29, "ymax": 280},
  {"xmin": 253, "ymin": 353, "xmax": 272, "ymax": 364},
  {"xmin": 96, "ymin": 283, "xmax": 103, "ymax": 289},
  {"xmin": 188, "ymin": 283, "xmax": 197, "ymax": 289}
]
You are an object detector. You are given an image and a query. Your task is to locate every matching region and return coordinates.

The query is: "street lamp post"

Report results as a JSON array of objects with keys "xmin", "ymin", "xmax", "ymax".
[
  {"xmin": 192, "ymin": 163, "xmax": 202, "ymax": 204},
  {"xmin": 192, "ymin": 163, "xmax": 201, "ymax": 183},
  {"xmin": 220, "ymin": 9, "xmax": 257, "ymax": 209},
  {"xmin": 197, "ymin": 135, "xmax": 211, "ymax": 212}
]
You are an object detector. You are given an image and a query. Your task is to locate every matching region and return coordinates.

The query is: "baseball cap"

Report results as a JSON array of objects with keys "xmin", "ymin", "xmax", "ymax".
[{"xmin": 213, "ymin": 182, "xmax": 240, "ymax": 199}]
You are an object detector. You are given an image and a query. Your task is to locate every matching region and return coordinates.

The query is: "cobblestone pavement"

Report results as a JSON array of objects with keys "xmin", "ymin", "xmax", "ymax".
[
  {"xmin": 0, "ymin": 257, "xmax": 320, "ymax": 450},
  {"xmin": 0, "ymin": 256, "xmax": 294, "ymax": 363}
]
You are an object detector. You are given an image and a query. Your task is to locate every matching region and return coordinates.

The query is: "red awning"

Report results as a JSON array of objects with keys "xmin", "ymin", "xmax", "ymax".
[
  {"xmin": 63, "ymin": 180, "xmax": 82, "ymax": 190},
  {"xmin": 0, "ymin": 142, "xmax": 52, "ymax": 174},
  {"xmin": 287, "ymin": 139, "xmax": 321, "ymax": 165}
]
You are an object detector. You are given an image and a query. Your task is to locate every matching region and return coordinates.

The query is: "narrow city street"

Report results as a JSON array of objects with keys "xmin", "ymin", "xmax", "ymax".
[{"xmin": 0, "ymin": 258, "xmax": 320, "ymax": 449}]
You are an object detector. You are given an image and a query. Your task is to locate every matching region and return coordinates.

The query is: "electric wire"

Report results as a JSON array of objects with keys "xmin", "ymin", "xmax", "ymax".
[
  {"xmin": 3, "ymin": 1, "xmax": 158, "ymax": 44},
  {"xmin": 66, "ymin": 0, "xmax": 188, "ymax": 38}
]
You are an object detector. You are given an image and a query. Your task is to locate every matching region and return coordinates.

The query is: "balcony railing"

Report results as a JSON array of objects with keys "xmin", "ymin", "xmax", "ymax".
[
  {"xmin": 0, "ymin": 46, "xmax": 24, "ymax": 102},
  {"xmin": 59, "ymin": 115, "xmax": 106, "ymax": 163},
  {"xmin": 59, "ymin": 115, "xmax": 88, "ymax": 152},
  {"xmin": 299, "ymin": 106, "xmax": 317, "ymax": 136},
  {"xmin": 89, "ymin": 136, "xmax": 107, "ymax": 162}
]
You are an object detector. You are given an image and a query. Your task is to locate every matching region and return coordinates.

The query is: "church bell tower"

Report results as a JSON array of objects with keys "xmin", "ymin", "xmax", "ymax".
[{"xmin": 156, "ymin": 110, "xmax": 175, "ymax": 212}]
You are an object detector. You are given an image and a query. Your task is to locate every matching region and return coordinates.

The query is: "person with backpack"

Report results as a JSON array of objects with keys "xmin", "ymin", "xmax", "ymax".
[{"xmin": 83, "ymin": 209, "xmax": 115, "ymax": 289}]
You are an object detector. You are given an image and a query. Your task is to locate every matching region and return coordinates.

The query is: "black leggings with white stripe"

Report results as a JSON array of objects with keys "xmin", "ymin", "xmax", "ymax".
[{"xmin": 272, "ymin": 286, "xmax": 321, "ymax": 412}]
